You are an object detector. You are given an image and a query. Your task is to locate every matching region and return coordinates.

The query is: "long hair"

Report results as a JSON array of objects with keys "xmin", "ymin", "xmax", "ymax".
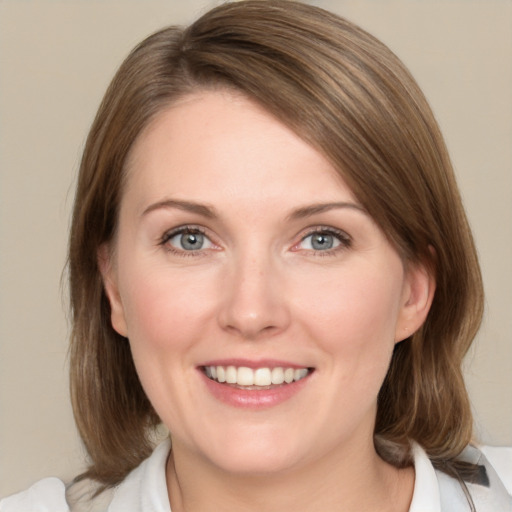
[{"xmin": 68, "ymin": 0, "xmax": 483, "ymax": 485}]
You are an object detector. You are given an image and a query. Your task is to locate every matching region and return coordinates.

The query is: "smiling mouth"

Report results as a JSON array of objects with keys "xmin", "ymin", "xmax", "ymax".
[{"xmin": 202, "ymin": 365, "xmax": 313, "ymax": 388}]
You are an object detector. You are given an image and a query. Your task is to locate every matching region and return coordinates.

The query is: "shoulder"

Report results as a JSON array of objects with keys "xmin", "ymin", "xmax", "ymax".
[
  {"xmin": 0, "ymin": 477, "xmax": 115, "ymax": 512},
  {"xmin": 0, "ymin": 477, "xmax": 69, "ymax": 512},
  {"xmin": 437, "ymin": 444, "xmax": 512, "ymax": 512},
  {"xmin": 479, "ymin": 445, "xmax": 512, "ymax": 495},
  {"xmin": 0, "ymin": 440, "xmax": 172, "ymax": 512},
  {"xmin": 410, "ymin": 442, "xmax": 512, "ymax": 511}
]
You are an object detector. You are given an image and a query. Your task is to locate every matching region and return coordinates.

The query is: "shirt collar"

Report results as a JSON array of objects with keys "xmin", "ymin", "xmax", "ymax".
[
  {"xmin": 409, "ymin": 442, "xmax": 442, "ymax": 512},
  {"xmin": 109, "ymin": 439, "xmax": 172, "ymax": 512},
  {"xmin": 109, "ymin": 439, "xmax": 443, "ymax": 512}
]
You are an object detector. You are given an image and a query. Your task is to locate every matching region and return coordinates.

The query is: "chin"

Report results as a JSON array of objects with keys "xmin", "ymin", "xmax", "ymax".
[
  {"xmin": 211, "ymin": 449, "xmax": 302, "ymax": 476},
  {"xmin": 196, "ymin": 430, "xmax": 306, "ymax": 476}
]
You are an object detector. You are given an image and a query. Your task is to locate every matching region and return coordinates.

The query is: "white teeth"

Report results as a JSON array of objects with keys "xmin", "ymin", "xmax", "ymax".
[
  {"xmin": 217, "ymin": 366, "xmax": 226, "ymax": 383},
  {"xmin": 254, "ymin": 368, "xmax": 272, "ymax": 386},
  {"xmin": 204, "ymin": 365, "xmax": 311, "ymax": 387},
  {"xmin": 271, "ymin": 367, "xmax": 285, "ymax": 385},
  {"xmin": 226, "ymin": 366, "xmax": 237, "ymax": 384},
  {"xmin": 294, "ymin": 368, "xmax": 308, "ymax": 381},
  {"xmin": 237, "ymin": 367, "xmax": 254, "ymax": 386}
]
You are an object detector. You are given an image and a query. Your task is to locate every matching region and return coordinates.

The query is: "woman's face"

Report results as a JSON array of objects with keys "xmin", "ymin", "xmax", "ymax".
[{"xmin": 101, "ymin": 90, "xmax": 432, "ymax": 475}]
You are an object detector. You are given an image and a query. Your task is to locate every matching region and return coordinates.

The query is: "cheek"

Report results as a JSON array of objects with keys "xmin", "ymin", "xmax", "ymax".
[
  {"xmin": 117, "ymin": 264, "xmax": 220, "ymax": 425},
  {"xmin": 119, "ymin": 263, "xmax": 219, "ymax": 356},
  {"xmin": 296, "ymin": 268, "xmax": 403, "ymax": 345},
  {"xmin": 292, "ymin": 260, "xmax": 405, "ymax": 405},
  {"xmin": 295, "ymin": 266, "xmax": 404, "ymax": 425}
]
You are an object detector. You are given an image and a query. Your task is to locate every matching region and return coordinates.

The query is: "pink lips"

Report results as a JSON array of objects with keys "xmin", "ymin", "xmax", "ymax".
[{"xmin": 198, "ymin": 360, "xmax": 313, "ymax": 409}]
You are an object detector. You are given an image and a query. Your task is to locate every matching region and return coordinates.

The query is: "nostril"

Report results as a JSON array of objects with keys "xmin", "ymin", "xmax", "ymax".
[{"xmin": 223, "ymin": 322, "xmax": 280, "ymax": 341}]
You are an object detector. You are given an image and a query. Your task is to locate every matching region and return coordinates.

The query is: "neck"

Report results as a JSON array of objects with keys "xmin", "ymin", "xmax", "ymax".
[{"xmin": 166, "ymin": 436, "xmax": 414, "ymax": 512}]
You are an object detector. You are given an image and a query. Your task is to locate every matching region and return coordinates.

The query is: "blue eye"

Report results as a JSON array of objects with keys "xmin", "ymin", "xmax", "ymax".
[
  {"xmin": 298, "ymin": 229, "xmax": 350, "ymax": 252},
  {"xmin": 164, "ymin": 228, "xmax": 213, "ymax": 252},
  {"xmin": 307, "ymin": 233, "xmax": 337, "ymax": 250}
]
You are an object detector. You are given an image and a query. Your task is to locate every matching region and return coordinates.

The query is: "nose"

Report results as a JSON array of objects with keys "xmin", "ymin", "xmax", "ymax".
[{"xmin": 218, "ymin": 251, "xmax": 290, "ymax": 341}]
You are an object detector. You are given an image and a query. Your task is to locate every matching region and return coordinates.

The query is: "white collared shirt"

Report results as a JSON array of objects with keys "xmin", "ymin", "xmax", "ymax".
[{"xmin": 1, "ymin": 440, "xmax": 511, "ymax": 511}]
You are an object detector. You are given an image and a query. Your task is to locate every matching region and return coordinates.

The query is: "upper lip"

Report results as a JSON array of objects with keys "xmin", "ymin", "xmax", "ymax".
[{"xmin": 199, "ymin": 359, "xmax": 312, "ymax": 370}]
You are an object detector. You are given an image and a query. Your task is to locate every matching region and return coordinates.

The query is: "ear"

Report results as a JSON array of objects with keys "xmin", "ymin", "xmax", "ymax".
[
  {"xmin": 97, "ymin": 243, "xmax": 128, "ymax": 337},
  {"xmin": 395, "ymin": 259, "xmax": 435, "ymax": 343}
]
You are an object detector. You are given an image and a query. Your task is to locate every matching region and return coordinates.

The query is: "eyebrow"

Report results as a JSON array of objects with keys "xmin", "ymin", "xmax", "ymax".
[
  {"xmin": 141, "ymin": 199, "xmax": 366, "ymax": 221},
  {"xmin": 142, "ymin": 199, "xmax": 217, "ymax": 218},
  {"xmin": 288, "ymin": 202, "xmax": 367, "ymax": 220}
]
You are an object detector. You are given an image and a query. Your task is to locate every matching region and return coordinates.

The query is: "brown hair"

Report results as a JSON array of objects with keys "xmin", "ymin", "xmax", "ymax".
[{"xmin": 69, "ymin": 0, "xmax": 483, "ymax": 486}]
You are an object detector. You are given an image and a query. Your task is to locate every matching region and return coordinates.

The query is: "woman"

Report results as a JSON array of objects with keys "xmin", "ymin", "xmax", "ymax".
[{"xmin": 1, "ymin": 1, "xmax": 510, "ymax": 511}]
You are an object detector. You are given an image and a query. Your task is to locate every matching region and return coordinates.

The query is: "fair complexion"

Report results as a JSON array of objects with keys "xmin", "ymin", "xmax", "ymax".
[{"xmin": 100, "ymin": 90, "xmax": 434, "ymax": 512}]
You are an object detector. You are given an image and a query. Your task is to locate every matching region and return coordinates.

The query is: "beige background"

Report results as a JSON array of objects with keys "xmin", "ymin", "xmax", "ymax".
[{"xmin": 1, "ymin": 0, "xmax": 511, "ymax": 498}]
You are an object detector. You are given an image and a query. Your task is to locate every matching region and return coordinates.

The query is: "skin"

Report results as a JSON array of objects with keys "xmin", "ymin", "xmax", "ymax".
[{"xmin": 100, "ymin": 90, "xmax": 435, "ymax": 512}]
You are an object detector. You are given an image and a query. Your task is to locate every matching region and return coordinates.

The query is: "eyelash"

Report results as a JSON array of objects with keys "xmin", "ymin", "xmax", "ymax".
[
  {"xmin": 295, "ymin": 227, "xmax": 352, "ymax": 257},
  {"xmin": 159, "ymin": 225, "xmax": 213, "ymax": 257},
  {"xmin": 158, "ymin": 225, "xmax": 352, "ymax": 257}
]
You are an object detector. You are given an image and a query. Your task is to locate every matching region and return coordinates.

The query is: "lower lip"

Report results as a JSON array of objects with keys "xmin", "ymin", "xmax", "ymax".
[{"xmin": 200, "ymin": 370, "xmax": 312, "ymax": 409}]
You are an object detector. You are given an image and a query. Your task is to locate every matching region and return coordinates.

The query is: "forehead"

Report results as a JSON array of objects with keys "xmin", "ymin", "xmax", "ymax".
[{"xmin": 123, "ymin": 90, "xmax": 358, "ymax": 215}]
